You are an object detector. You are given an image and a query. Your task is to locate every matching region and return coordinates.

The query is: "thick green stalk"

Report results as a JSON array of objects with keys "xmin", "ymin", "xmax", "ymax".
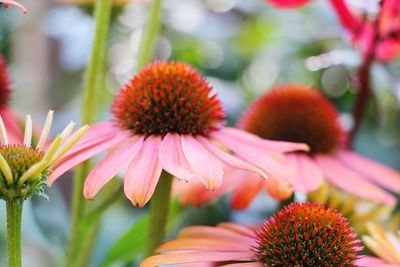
[
  {"xmin": 136, "ymin": 0, "xmax": 163, "ymax": 72},
  {"xmin": 67, "ymin": 0, "xmax": 112, "ymax": 264},
  {"xmin": 143, "ymin": 171, "xmax": 173, "ymax": 257},
  {"xmin": 6, "ymin": 200, "xmax": 23, "ymax": 267}
]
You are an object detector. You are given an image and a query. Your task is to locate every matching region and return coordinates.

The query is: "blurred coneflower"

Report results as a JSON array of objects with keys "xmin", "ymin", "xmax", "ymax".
[
  {"xmin": 141, "ymin": 202, "xmax": 385, "ymax": 266},
  {"xmin": 48, "ymin": 62, "xmax": 308, "ymax": 207},
  {"xmin": 176, "ymin": 85, "xmax": 400, "ymax": 209},
  {"xmin": 0, "ymin": 0, "xmax": 27, "ymax": 13}
]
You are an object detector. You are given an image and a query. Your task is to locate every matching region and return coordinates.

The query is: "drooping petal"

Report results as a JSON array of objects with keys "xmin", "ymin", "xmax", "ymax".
[
  {"xmin": 158, "ymin": 237, "xmax": 249, "ymax": 252},
  {"xmin": 337, "ymin": 150, "xmax": 400, "ymax": 193},
  {"xmin": 231, "ymin": 172, "xmax": 264, "ymax": 211},
  {"xmin": 49, "ymin": 132, "xmax": 128, "ymax": 184},
  {"xmin": 1, "ymin": 0, "xmax": 27, "ymax": 13},
  {"xmin": 315, "ymin": 155, "xmax": 397, "ymax": 206},
  {"xmin": 329, "ymin": 0, "xmax": 361, "ymax": 34},
  {"xmin": 83, "ymin": 136, "xmax": 144, "ymax": 200},
  {"xmin": 179, "ymin": 225, "xmax": 255, "ymax": 241},
  {"xmin": 140, "ymin": 251, "xmax": 255, "ymax": 267},
  {"xmin": 264, "ymin": 177, "xmax": 293, "ymax": 201},
  {"xmin": 124, "ymin": 136, "xmax": 162, "ymax": 207},
  {"xmin": 220, "ymin": 263, "xmax": 263, "ymax": 267},
  {"xmin": 266, "ymin": 0, "xmax": 312, "ymax": 9},
  {"xmin": 198, "ymin": 136, "xmax": 267, "ymax": 178},
  {"xmin": 286, "ymin": 153, "xmax": 324, "ymax": 192},
  {"xmin": 217, "ymin": 223, "xmax": 256, "ymax": 237},
  {"xmin": 213, "ymin": 127, "xmax": 308, "ymax": 153},
  {"xmin": 356, "ymin": 256, "xmax": 394, "ymax": 267},
  {"xmin": 181, "ymin": 135, "xmax": 224, "ymax": 190},
  {"xmin": 211, "ymin": 129, "xmax": 290, "ymax": 183},
  {"xmin": 159, "ymin": 133, "xmax": 195, "ymax": 181}
]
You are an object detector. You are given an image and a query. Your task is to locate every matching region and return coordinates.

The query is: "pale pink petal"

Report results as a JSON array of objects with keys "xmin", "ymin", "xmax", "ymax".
[
  {"xmin": 315, "ymin": 155, "xmax": 397, "ymax": 206},
  {"xmin": 286, "ymin": 153, "xmax": 324, "ymax": 192},
  {"xmin": 48, "ymin": 132, "xmax": 128, "ymax": 185},
  {"xmin": 198, "ymin": 136, "xmax": 267, "ymax": 178},
  {"xmin": 158, "ymin": 237, "xmax": 250, "ymax": 252},
  {"xmin": 356, "ymin": 256, "xmax": 394, "ymax": 266},
  {"xmin": 231, "ymin": 173, "xmax": 263, "ymax": 211},
  {"xmin": 159, "ymin": 133, "xmax": 195, "ymax": 181},
  {"xmin": 178, "ymin": 226, "xmax": 256, "ymax": 244},
  {"xmin": 337, "ymin": 150, "xmax": 400, "ymax": 193},
  {"xmin": 124, "ymin": 136, "xmax": 162, "ymax": 207},
  {"xmin": 212, "ymin": 127, "xmax": 309, "ymax": 153},
  {"xmin": 221, "ymin": 263, "xmax": 263, "ymax": 267},
  {"xmin": 83, "ymin": 136, "xmax": 144, "ymax": 199},
  {"xmin": 181, "ymin": 135, "xmax": 224, "ymax": 190},
  {"xmin": 217, "ymin": 223, "xmax": 256, "ymax": 237},
  {"xmin": 140, "ymin": 251, "xmax": 255, "ymax": 267},
  {"xmin": 1, "ymin": 0, "xmax": 27, "ymax": 13},
  {"xmin": 211, "ymin": 129, "xmax": 290, "ymax": 183}
]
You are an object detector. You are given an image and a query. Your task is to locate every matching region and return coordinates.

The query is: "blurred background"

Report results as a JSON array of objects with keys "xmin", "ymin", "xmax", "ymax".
[{"xmin": 0, "ymin": 0, "xmax": 399, "ymax": 266}]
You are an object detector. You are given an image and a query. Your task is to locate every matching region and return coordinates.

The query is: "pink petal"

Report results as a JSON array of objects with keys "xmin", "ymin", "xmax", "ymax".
[
  {"xmin": 213, "ymin": 127, "xmax": 309, "ymax": 153},
  {"xmin": 211, "ymin": 129, "xmax": 290, "ymax": 183},
  {"xmin": 286, "ymin": 153, "xmax": 324, "ymax": 192},
  {"xmin": 181, "ymin": 135, "xmax": 224, "ymax": 190},
  {"xmin": 198, "ymin": 137, "xmax": 267, "ymax": 178},
  {"xmin": 0, "ymin": 108, "xmax": 23, "ymax": 143},
  {"xmin": 356, "ymin": 256, "xmax": 393, "ymax": 266},
  {"xmin": 1, "ymin": 0, "xmax": 27, "ymax": 13},
  {"xmin": 217, "ymin": 223, "xmax": 256, "ymax": 237},
  {"xmin": 124, "ymin": 136, "xmax": 162, "ymax": 207},
  {"xmin": 83, "ymin": 136, "xmax": 144, "ymax": 200},
  {"xmin": 231, "ymin": 173, "xmax": 263, "ymax": 211},
  {"xmin": 338, "ymin": 150, "xmax": 400, "ymax": 193},
  {"xmin": 159, "ymin": 133, "xmax": 195, "ymax": 181},
  {"xmin": 49, "ymin": 132, "xmax": 128, "ymax": 185},
  {"xmin": 179, "ymin": 225, "xmax": 255, "ymax": 241},
  {"xmin": 158, "ymin": 237, "xmax": 250, "ymax": 252},
  {"xmin": 266, "ymin": 0, "xmax": 312, "ymax": 9},
  {"xmin": 140, "ymin": 251, "xmax": 255, "ymax": 267},
  {"xmin": 329, "ymin": 0, "xmax": 361, "ymax": 34},
  {"xmin": 315, "ymin": 155, "xmax": 397, "ymax": 206},
  {"xmin": 221, "ymin": 263, "xmax": 263, "ymax": 267}
]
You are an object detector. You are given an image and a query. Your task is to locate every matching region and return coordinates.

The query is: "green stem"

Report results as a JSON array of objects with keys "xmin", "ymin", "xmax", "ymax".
[
  {"xmin": 67, "ymin": 0, "xmax": 112, "ymax": 264},
  {"xmin": 6, "ymin": 200, "xmax": 23, "ymax": 267},
  {"xmin": 136, "ymin": 0, "xmax": 163, "ymax": 72},
  {"xmin": 143, "ymin": 171, "xmax": 173, "ymax": 257}
]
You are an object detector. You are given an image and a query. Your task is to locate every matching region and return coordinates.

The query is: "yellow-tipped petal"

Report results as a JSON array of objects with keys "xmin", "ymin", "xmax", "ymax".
[
  {"xmin": 18, "ymin": 159, "xmax": 49, "ymax": 185},
  {"xmin": 44, "ymin": 135, "xmax": 63, "ymax": 162},
  {"xmin": 49, "ymin": 125, "xmax": 89, "ymax": 165},
  {"xmin": 0, "ymin": 116, "xmax": 9, "ymax": 145},
  {"xmin": 0, "ymin": 152, "xmax": 12, "ymax": 184},
  {"xmin": 60, "ymin": 121, "xmax": 76, "ymax": 141},
  {"xmin": 37, "ymin": 110, "xmax": 54, "ymax": 150},
  {"xmin": 24, "ymin": 115, "xmax": 33, "ymax": 147}
]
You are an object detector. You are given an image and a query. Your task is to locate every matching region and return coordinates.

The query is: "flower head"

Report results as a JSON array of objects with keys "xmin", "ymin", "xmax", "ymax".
[
  {"xmin": 49, "ymin": 62, "xmax": 308, "ymax": 207},
  {"xmin": 174, "ymin": 85, "xmax": 400, "ymax": 209},
  {"xmin": 256, "ymin": 203, "xmax": 361, "ymax": 266},
  {"xmin": 112, "ymin": 62, "xmax": 224, "ymax": 136},
  {"xmin": 1, "ymin": 0, "xmax": 27, "ymax": 13},
  {"xmin": 0, "ymin": 111, "xmax": 88, "ymax": 201},
  {"xmin": 141, "ymin": 202, "xmax": 380, "ymax": 267}
]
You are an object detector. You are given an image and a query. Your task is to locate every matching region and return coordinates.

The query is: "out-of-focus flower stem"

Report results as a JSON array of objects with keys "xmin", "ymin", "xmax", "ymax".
[
  {"xmin": 6, "ymin": 200, "xmax": 23, "ymax": 267},
  {"xmin": 67, "ymin": 0, "xmax": 112, "ymax": 265},
  {"xmin": 143, "ymin": 171, "xmax": 173, "ymax": 257},
  {"xmin": 136, "ymin": 0, "xmax": 163, "ymax": 72}
]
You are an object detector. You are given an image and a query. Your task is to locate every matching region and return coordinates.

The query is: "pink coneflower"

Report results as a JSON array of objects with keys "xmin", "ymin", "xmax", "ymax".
[
  {"xmin": 176, "ymin": 85, "xmax": 400, "ymax": 209},
  {"xmin": 48, "ymin": 62, "xmax": 308, "ymax": 207},
  {"xmin": 0, "ymin": 0, "xmax": 27, "ymax": 13},
  {"xmin": 0, "ymin": 110, "xmax": 88, "ymax": 201},
  {"xmin": 0, "ymin": 55, "xmax": 24, "ymax": 143},
  {"xmin": 141, "ymin": 202, "xmax": 385, "ymax": 267}
]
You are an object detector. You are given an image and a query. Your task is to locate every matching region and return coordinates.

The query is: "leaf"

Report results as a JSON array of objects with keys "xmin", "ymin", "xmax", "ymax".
[{"xmin": 101, "ymin": 201, "xmax": 182, "ymax": 267}]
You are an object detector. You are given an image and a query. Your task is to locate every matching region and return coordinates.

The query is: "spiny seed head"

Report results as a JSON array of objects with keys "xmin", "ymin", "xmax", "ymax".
[
  {"xmin": 255, "ymin": 203, "xmax": 362, "ymax": 267},
  {"xmin": 0, "ymin": 145, "xmax": 48, "ymax": 201},
  {"xmin": 239, "ymin": 85, "xmax": 343, "ymax": 154},
  {"xmin": 0, "ymin": 55, "xmax": 11, "ymax": 108},
  {"xmin": 112, "ymin": 62, "xmax": 224, "ymax": 136}
]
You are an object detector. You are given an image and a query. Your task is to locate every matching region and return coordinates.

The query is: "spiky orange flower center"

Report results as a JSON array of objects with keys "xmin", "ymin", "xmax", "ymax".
[
  {"xmin": 0, "ymin": 55, "xmax": 11, "ymax": 108},
  {"xmin": 255, "ymin": 203, "xmax": 361, "ymax": 267},
  {"xmin": 112, "ymin": 62, "xmax": 224, "ymax": 136},
  {"xmin": 240, "ymin": 86, "xmax": 343, "ymax": 154}
]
